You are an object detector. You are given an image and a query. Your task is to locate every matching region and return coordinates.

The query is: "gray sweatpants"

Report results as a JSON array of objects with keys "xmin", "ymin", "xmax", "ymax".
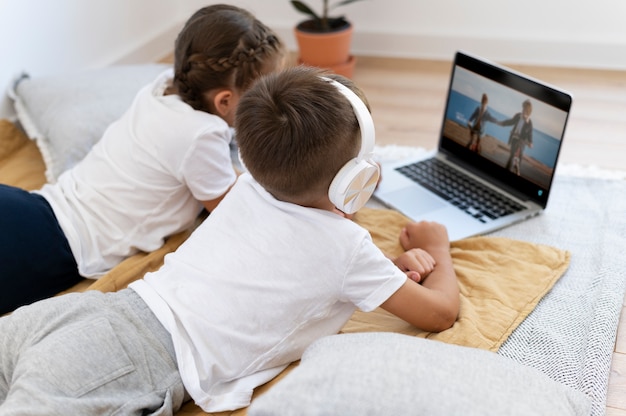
[{"xmin": 0, "ymin": 289, "xmax": 187, "ymax": 415}]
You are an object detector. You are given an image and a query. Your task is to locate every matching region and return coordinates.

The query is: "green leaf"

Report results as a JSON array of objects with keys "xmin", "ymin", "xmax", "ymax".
[
  {"xmin": 331, "ymin": 0, "xmax": 368, "ymax": 11},
  {"xmin": 290, "ymin": 1, "xmax": 321, "ymax": 20}
]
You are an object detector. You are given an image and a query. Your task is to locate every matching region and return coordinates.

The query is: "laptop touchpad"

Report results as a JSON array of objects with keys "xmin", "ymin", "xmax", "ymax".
[{"xmin": 382, "ymin": 188, "xmax": 447, "ymax": 216}]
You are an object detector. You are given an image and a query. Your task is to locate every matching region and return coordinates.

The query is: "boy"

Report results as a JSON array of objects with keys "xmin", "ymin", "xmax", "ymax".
[
  {"xmin": 502, "ymin": 99, "xmax": 534, "ymax": 175},
  {"xmin": 0, "ymin": 67, "xmax": 459, "ymax": 414}
]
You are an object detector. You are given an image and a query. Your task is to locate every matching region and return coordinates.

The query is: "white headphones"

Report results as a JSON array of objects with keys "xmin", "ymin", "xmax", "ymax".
[{"xmin": 324, "ymin": 77, "xmax": 380, "ymax": 214}]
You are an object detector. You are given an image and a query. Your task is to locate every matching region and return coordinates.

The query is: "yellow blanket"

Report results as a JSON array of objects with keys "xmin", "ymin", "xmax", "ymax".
[
  {"xmin": 348, "ymin": 207, "xmax": 569, "ymax": 352},
  {"xmin": 0, "ymin": 119, "xmax": 570, "ymax": 415}
]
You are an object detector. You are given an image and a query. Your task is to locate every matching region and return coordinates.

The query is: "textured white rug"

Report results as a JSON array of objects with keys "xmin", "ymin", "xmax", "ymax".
[
  {"xmin": 374, "ymin": 145, "xmax": 626, "ymax": 415},
  {"xmin": 495, "ymin": 175, "xmax": 625, "ymax": 416}
]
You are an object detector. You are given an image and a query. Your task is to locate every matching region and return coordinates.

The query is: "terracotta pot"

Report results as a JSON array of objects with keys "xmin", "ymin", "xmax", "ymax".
[{"xmin": 294, "ymin": 20, "xmax": 354, "ymax": 69}]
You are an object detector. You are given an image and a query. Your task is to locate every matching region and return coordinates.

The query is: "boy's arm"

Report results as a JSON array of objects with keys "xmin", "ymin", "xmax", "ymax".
[
  {"xmin": 486, "ymin": 112, "xmax": 500, "ymax": 124},
  {"xmin": 498, "ymin": 113, "xmax": 520, "ymax": 127},
  {"xmin": 380, "ymin": 221, "xmax": 460, "ymax": 333}
]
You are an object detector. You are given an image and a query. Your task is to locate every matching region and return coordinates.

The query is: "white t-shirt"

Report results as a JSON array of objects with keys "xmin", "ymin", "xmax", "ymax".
[
  {"xmin": 130, "ymin": 173, "xmax": 408, "ymax": 412},
  {"xmin": 36, "ymin": 70, "xmax": 237, "ymax": 277}
]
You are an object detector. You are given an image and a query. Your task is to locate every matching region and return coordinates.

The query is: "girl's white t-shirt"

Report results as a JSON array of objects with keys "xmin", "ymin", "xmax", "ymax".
[
  {"xmin": 130, "ymin": 173, "xmax": 408, "ymax": 412},
  {"xmin": 37, "ymin": 69, "xmax": 237, "ymax": 277}
]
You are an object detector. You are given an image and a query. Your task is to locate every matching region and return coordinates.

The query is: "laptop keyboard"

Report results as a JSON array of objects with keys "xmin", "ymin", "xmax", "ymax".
[{"xmin": 395, "ymin": 158, "xmax": 525, "ymax": 223}]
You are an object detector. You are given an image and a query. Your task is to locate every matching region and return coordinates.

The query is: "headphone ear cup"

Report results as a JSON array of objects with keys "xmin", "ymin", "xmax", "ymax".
[{"xmin": 329, "ymin": 158, "xmax": 380, "ymax": 214}]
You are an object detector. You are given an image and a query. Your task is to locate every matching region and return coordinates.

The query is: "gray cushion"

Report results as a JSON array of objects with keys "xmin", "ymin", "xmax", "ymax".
[
  {"xmin": 248, "ymin": 332, "xmax": 591, "ymax": 416},
  {"xmin": 11, "ymin": 64, "xmax": 169, "ymax": 181}
]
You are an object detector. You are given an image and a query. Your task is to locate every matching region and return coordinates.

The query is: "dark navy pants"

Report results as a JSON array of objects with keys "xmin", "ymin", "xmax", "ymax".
[{"xmin": 0, "ymin": 184, "xmax": 82, "ymax": 315}]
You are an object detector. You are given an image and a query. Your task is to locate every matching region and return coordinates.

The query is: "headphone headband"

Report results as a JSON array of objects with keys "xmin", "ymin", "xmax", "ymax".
[
  {"xmin": 320, "ymin": 77, "xmax": 375, "ymax": 161},
  {"xmin": 323, "ymin": 76, "xmax": 380, "ymax": 214}
]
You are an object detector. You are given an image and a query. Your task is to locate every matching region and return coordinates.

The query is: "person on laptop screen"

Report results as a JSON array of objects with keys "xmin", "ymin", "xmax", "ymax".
[
  {"xmin": 466, "ymin": 93, "xmax": 500, "ymax": 153},
  {"xmin": 500, "ymin": 99, "xmax": 534, "ymax": 175}
]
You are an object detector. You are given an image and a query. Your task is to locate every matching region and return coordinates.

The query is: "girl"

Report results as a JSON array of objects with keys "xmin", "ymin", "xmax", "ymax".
[{"xmin": 0, "ymin": 4, "xmax": 286, "ymax": 314}]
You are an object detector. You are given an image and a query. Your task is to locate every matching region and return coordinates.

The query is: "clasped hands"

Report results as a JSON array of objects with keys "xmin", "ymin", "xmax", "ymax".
[{"xmin": 393, "ymin": 221, "xmax": 450, "ymax": 283}]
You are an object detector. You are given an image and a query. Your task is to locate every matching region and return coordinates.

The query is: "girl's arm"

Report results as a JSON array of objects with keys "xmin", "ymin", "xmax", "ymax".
[
  {"xmin": 201, "ymin": 195, "xmax": 227, "ymax": 213},
  {"xmin": 200, "ymin": 175, "xmax": 239, "ymax": 212}
]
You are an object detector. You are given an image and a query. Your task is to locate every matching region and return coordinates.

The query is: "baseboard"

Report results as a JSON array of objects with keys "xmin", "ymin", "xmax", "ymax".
[{"xmin": 275, "ymin": 26, "xmax": 626, "ymax": 70}]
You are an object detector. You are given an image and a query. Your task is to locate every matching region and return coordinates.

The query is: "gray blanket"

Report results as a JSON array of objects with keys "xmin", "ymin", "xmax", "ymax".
[{"xmin": 494, "ymin": 175, "xmax": 626, "ymax": 416}]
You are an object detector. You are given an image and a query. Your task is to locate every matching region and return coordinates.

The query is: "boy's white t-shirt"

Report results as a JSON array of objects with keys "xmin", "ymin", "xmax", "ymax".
[
  {"xmin": 130, "ymin": 173, "xmax": 408, "ymax": 412},
  {"xmin": 36, "ymin": 69, "xmax": 237, "ymax": 277}
]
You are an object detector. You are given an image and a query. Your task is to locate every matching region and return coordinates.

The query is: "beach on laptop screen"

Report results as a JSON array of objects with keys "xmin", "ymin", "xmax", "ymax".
[{"xmin": 439, "ymin": 53, "xmax": 572, "ymax": 205}]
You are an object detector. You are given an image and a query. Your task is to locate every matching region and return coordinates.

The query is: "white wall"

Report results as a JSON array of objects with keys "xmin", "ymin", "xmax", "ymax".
[
  {"xmin": 0, "ymin": 0, "xmax": 186, "ymax": 118},
  {"xmin": 212, "ymin": 0, "xmax": 626, "ymax": 69},
  {"xmin": 2, "ymin": 0, "xmax": 625, "ymax": 119}
]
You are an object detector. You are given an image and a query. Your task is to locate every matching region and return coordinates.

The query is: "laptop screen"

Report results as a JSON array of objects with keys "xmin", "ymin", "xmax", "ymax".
[{"xmin": 439, "ymin": 51, "xmax": 572, "ymax": 207}]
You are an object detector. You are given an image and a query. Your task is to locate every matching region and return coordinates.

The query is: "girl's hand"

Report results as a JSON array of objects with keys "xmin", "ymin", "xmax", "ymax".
[{"xmin": 393, "ymin": 248, "xmax": 436, "ymax": 283}]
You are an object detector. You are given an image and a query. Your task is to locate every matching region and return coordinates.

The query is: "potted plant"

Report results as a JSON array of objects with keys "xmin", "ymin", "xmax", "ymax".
[{"xmin": 290, "ymin": 0, "xmax": 366, "ymax": 78}]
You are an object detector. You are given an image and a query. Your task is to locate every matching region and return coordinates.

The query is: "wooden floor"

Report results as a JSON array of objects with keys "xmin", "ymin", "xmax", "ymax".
[{"xmin": 348, "ymin": 56, "xmax": 626, "ymax": 415}]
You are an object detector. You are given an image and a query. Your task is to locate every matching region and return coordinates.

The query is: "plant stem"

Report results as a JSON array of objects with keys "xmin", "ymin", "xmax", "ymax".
[{"xmin": 322, "ymin": 0, "xmax": 329, "ymax": 30}]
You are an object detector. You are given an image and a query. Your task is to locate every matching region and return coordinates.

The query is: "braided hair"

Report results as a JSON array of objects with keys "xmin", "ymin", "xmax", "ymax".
[{"xmin": 171, "ymin": 4, "xmax": 285, "ymax": 113}]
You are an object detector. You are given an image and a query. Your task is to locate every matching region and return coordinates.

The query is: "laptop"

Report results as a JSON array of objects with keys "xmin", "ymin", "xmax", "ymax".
[{"xmin": 373, "ymin": 51, "xmax": 573, "ymax": 241}]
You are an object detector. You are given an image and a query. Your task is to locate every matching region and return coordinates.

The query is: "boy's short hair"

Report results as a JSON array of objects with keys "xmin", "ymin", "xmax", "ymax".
[{"xmin": 236, "ymin": 66, "xmax": 371, "ymax": 205}]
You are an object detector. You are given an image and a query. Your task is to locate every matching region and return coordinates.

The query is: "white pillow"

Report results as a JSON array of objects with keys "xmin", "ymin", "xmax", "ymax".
[
  {"xmin": 10, "ymin": 64, "xmax": 170, "ymax": 182},
  {"xmin": 248, "ymin": 332, "xmax": 591, "ymax": 416}
]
